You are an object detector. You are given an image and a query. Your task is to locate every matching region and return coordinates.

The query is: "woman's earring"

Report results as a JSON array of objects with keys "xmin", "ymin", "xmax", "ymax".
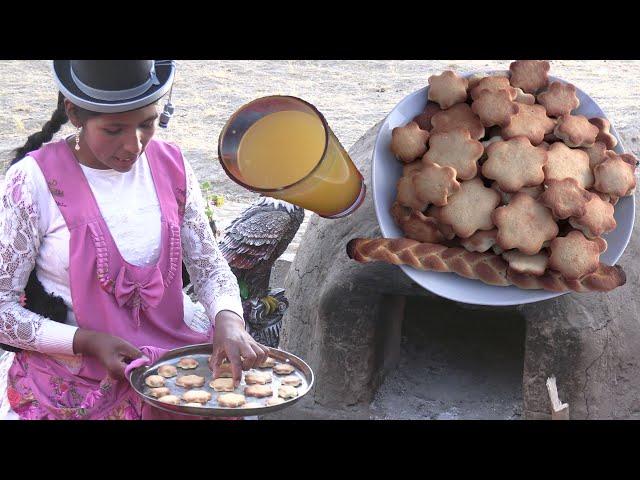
[{"xmin": 75, "ymin": 127, "xmax": 81, "ymax": 151}]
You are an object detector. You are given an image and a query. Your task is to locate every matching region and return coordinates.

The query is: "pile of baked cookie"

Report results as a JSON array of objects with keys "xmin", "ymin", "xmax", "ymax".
[
  {"xmin": 389, "ymin": 60, "xmax": 636, "ymax": 290},
  {"xmin": 144, "ymin": 355, "xmax": 302, "ymax": 409}
]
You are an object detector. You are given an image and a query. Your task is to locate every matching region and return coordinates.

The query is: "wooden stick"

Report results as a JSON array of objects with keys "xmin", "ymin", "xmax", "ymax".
[{"xmin": 546, "ymin": 376, "xmax": 570, "ymax": 420}]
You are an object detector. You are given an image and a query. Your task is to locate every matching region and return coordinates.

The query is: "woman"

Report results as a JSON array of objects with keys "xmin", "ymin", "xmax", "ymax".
[{"xmin": 0, "ymin": 60, "xmax": 267, "ymax": 419}]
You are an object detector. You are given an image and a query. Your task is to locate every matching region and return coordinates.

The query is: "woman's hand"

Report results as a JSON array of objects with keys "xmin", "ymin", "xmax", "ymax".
[
  {"xmin": 210, "ymin": 310, "xmax": 268, "ymax": 386},
  {"xmin": 72, "ymin": 329, "xmax": 143, "ymax": 380}
]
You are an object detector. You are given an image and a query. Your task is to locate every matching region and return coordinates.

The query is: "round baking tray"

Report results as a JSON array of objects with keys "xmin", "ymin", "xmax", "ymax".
[{"xmin": 129, "ymin": 343, "xmax": 314, "ymax": 417}]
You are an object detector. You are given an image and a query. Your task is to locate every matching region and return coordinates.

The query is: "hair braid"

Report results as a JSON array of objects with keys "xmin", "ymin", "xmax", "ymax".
[{"xmin": 9, "ymin": 92, "xmax": 69, "ymax": 167}]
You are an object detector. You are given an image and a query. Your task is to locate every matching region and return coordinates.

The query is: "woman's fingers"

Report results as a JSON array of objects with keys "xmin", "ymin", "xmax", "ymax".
[
  {"xmin": 240, "ymin": 344, "xmax": 258, "ymax": 370},
  {"xmin": 250, "ymin": 342, "xmax": 268, "ymax": 366},
  {"xmin": 225, "ymin": 348, "xmax": 243, "ymax": 386}
]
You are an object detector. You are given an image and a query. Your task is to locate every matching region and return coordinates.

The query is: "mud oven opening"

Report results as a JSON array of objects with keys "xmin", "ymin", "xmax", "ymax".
[{"xmin": 368, "ymin": 296, "xmax": 526, "ymax": 420}]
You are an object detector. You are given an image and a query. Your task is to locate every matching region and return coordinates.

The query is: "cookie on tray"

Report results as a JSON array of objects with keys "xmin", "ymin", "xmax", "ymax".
[{"xmin": 509, "ymin": 60, "xmax": 550, "ymax": 94}]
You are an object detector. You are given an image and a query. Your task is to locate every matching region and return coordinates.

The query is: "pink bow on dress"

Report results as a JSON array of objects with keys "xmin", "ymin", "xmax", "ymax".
[{"xmin": 114, "ymin": 266, "xmax": 165, "ymax": 327}]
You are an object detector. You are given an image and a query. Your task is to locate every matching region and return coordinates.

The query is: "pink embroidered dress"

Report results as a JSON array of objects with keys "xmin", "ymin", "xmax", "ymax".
[{"xmin": 0, "ymin": 138, "xmax": 242, "ymax": 419}]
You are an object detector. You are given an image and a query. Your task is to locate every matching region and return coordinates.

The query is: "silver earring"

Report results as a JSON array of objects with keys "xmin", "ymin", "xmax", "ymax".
[{"xmin": 75, "ymin": 127, "xmax": 81, "ymax": 151}]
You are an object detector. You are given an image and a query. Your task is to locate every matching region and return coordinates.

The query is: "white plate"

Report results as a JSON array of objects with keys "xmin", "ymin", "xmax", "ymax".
[{"xmin": 372, "ymin": 71, "xmax": 635, "ymax": 306}]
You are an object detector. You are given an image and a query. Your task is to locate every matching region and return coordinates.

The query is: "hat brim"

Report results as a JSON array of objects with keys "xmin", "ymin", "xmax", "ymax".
[{"xmin": 52, "ymin": 60, "xmax": 175, "ymax": 114}]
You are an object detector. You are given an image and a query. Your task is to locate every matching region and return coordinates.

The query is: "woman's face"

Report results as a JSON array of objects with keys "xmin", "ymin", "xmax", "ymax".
[{"xmin": 67, "ymin": 100, "xmax": 159, "ymax": 173}]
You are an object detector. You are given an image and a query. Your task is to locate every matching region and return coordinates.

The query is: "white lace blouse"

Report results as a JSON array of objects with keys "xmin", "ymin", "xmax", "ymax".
[{"xmin": 0, "ymin": 148, "xmax": 243, "ymax": 355}]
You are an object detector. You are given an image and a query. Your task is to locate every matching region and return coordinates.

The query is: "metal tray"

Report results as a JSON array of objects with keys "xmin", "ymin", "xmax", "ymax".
[{"xmin": 129, "ymin": 343, "xmax": 314, "ymax": 417}]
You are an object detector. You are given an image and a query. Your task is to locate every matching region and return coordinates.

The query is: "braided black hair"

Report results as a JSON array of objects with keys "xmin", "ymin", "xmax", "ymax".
[{"xmin": 8, "ymin": 92, "xmax": 102, "ymax": 169}]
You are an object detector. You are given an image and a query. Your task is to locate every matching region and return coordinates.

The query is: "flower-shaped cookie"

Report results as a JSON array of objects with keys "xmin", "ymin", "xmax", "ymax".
[
  {"xmin": 581, "ymin": 142, "xmax": 608, "ymax": 170},
  {"xmin": 502, "ymin": 250, "xmax": 549, "ymax": 276},
  {"xmin": 539, "ymin": 178, "xmax": 592, "ymax": 220},
  {"xmin": 568, "ymin": 192, "xmax": 617, "ymax": 238},
  {"xmin": 430, "ymin": 103, "xmax": 485, "ymax": 140},
  {"xmin": 501, "ymin": 103, "xmax": 556, "ymax": 145},
  {"xmin": 426, "ymin": 205, "xmax": 456, "ymax": 240},
  {"xmin": 492, "ymin": 193, "xmax": 559, "ymax": 255},
  {"xmin": 588, "ymin": 117, "xmax": 618, "ymax": 149},
  {"xmin": 513, "ymin": 87, "xmax": 536, "ymax": 105},
  {"xmin": 396, "ymin": 174, "xmax": 426, "ymax": 211},
  {"xmin": 398, "ymin": 209, "xmax": 446, "ymax": 243},
  {"xmin": 536, "ymin": 81, "xmax": 580, "ymax": 117},
  {"xmin": 491, "ymin": 182, "xmax": 544, "ymax": 204},
  {"xmin": 412, "ymin": 102, "xmax": 442, "ymax": 131},
  {"xmin": 593, "ymin": 155, "xmax": 637, "ymax": 197},
  {"xmin": 413, "ymin": 162, "xmax": 461, "ymax": 206},
  {"xmin": 509, "ymin": 60, "xmax": 550, "ymax": 94},
  {"xmin": 471, "ymin": 89, "xmax": 520, "ymax": 127},
  {"xmin": 470, "ymin": 76, "xmax": 517, "ymax": 101},
  {"xmin": 482, "ymin": 137, "xmax": 547, "ymax": 192},
  {"xmin": 390, "ymin": 121, "xmax": 430, "ymax": 163},
  {"xmin": 460, "ymin": 229, "xmax": 498, "ymax": 253},
  {"xmin": 548, "ymin": 230, "xmax": 602, "ymax": 280},
  {"xmin": 554, "ymin": 115, "xmax": 599, "ymax": 148},
  {"xmin": 427, "ymin": 70, "xmax": 469, "ymax": 109},
  {"xmin": 423, "ymin": 127, "xmax": 484, "ymax": 180},
  {"xmin": 440, "ymin": 177, "xmax": 501, "ymax": 238},
  {"xmin": 543, "ymin": 142, "xmax": 594, "ymax": 189}
]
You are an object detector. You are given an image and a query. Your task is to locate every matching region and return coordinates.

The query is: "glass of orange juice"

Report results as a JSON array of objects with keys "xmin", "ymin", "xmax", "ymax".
[{"xmin": 218, "ymin": 96, "xmax": 366, "ymax": 218}]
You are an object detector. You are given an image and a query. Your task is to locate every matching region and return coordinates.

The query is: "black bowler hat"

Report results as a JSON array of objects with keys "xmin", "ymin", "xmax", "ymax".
[{"xmin": 52, "ymin": 60, "xmax": 175, "ymax": 113}]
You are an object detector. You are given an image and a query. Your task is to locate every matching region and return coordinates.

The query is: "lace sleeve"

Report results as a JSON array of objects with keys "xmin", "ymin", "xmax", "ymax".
[
  {"xmin": 0, "ymin": 165, "xmax": 76, "ymax": 354},
  {"xmin": 180, "ymin": 160, "xmax": 244, "ymax": 326}
]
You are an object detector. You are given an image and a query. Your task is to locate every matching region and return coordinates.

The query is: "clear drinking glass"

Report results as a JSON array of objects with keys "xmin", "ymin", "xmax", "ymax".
[{"xmin": 218, "ymin": 96, "xmax": 366, "ymax": 218}]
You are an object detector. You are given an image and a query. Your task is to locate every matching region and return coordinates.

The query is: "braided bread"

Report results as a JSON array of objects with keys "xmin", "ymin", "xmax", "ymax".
[{"xmin": 347, "ymin": 237, "xmax": 626, "ymax": 292}]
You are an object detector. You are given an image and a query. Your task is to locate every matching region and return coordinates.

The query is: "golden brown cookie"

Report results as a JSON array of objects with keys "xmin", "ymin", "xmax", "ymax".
[
  {"xmin": 396, "ymin": 174, "xmax": 427, "ymax": 211},
  {"xmin": 470, "ymin": 76, "xmax": 517, "ymax": 101},
  {"xmin": 281, "ymin": 375, "xmax": 302, "ymax": 387},
  {"xmin": 427, "ymin": 70, "xmax": 469, "ymax": 109},
  {"xmin": 157, "ymin": 365, "xmax": 178, "ymax": 378},
  {"xmin": 273, "ymin": 363, "xmax": 296, "ymax": 375},
  {"xmin": 501, "ymin": 103, "xmax": 556, "ymax": 146},
  {"xmin": 589, "ymin": 117, "xmax": 618, "ymax": 149},
  {"xmin": 593, "ymin": 155, "xmax": 637, "ymax": 197},
  {"xmin": 539, "ymin": 178, "xmax": 591, "ymax": 220},
  {"xmin": 491, "ymin": 182, "xmax": 543, "ymax": 204},
  {"xmin": 278, "ymin": 385, "xmax": 299, "ymax": 400},
  {"xmin": 513, "ymin": 87, "xmax": 536, "ymax": 105},
  {"xmin": 423, "ymin": 127, "xmax": 484, "ymax": 180},
  {"xmin": 213, "ymin": 362, "xmax": 233, "ymax": 378},
  {"xmin": 548, "ymin": 230, "xmax": 602, "ymax": 280},
  {"xmin": 482, "ymin": 137, "xmax": 547, "ymax": 192},
  {"xmin": 536, "ymin": 82, "xmax": 580, "ymax": 117},
  {"xmin": 471, "ymin": 89, "xmax": 519, "ymax": 128},
  {"xmin": 182, "ymin": 390, "xmax": 212, "ymax": 404},
  {"xmin": 390, "ymin": 121, "xmax": 430, "ymax": 163},
  {"xmin": 581, "ymin": 142, "xmax": 609, "ymax": 170},
  {"xmin": 568, "ymin": 192, "xmax": 617, "ymax": 238},
  {"xmin": 509, "ymin": 60, "xmax": 550, "ymax": 94},
  {"xmin": 244, "ymin": 370, "xmax": 273, "ymax": 385},
  {"xmin": 492, "ymin": 193, "xmax": 559, "ymax": 255},
  {"xmin": 398, "ymin": 209, "xmax": 446, "ymax": 243},
  {"xmin": 502, "ymin": 250, "xmax": 549, "ymax": 276},
  {"xmin": 266, "ymin": 397, "xmax": 285, "ymax": 406},
  {"xmin": 145, "ymin": 375, "xmax": 165, "ymax": 388},
  {"xmin": 177, "ymin": 357, "xmax": 199, "ymax": 369},
  {"xmin": 148, "ymin": 387, "xmax": 171, "ymax": 398},
  {"xmin": 244, "ymin": 384, "xmax": 273, "ymax": 398},
  {"xmin": 209, "ymin": 377, "xmax": 235, "ymax": 392},
  {"xmin": 459, "ymin": 229, "xmax": 498, "ymax": 253},
  {"xmin": 543, "ymin": 142, "xmax": 594, "ymax": 189},
  {"xmin": 390, "ymin": 201, "xmax": 412, "ymax": 227},
  {"xmin": 402, "ymin": 160, "xmax": 424, "ymax": 178},
  {"xmin": 412, "ymin": 102, "xmax": 442, "ymax": 131},
  {"xmin": 425, "ymin": 205, "xmax": 457, "ymax": 240},
  {"xmin": 175, "ymin": 375, "xmax": 205, "ymax": 389},
  {"xmin": 158, "ymin": 395, "xmax": 181, "ymax": 405},
  {"xmin": 554, "ymin": 115, "xmax": 599, "ymax": 148},
  {"xmin": 412, "ymin": 162, "xmax": 461, "ymax": 206},
  {"xmin": 430, "ymin": 103, "xmax": 485, "ymax": 140},
  {"xmin": 217, "ymin": 393, "xmax": 246, "ymax": 408},
  {"xmin": 439, "ymin": 178, "xmax": 501, "ymax": 239}
]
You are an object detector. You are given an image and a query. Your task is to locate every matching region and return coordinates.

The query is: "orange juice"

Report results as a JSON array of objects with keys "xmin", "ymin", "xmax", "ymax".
[{"xmin": 237, "ymin": 109, "xmax": 364, "ymax": 217}]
